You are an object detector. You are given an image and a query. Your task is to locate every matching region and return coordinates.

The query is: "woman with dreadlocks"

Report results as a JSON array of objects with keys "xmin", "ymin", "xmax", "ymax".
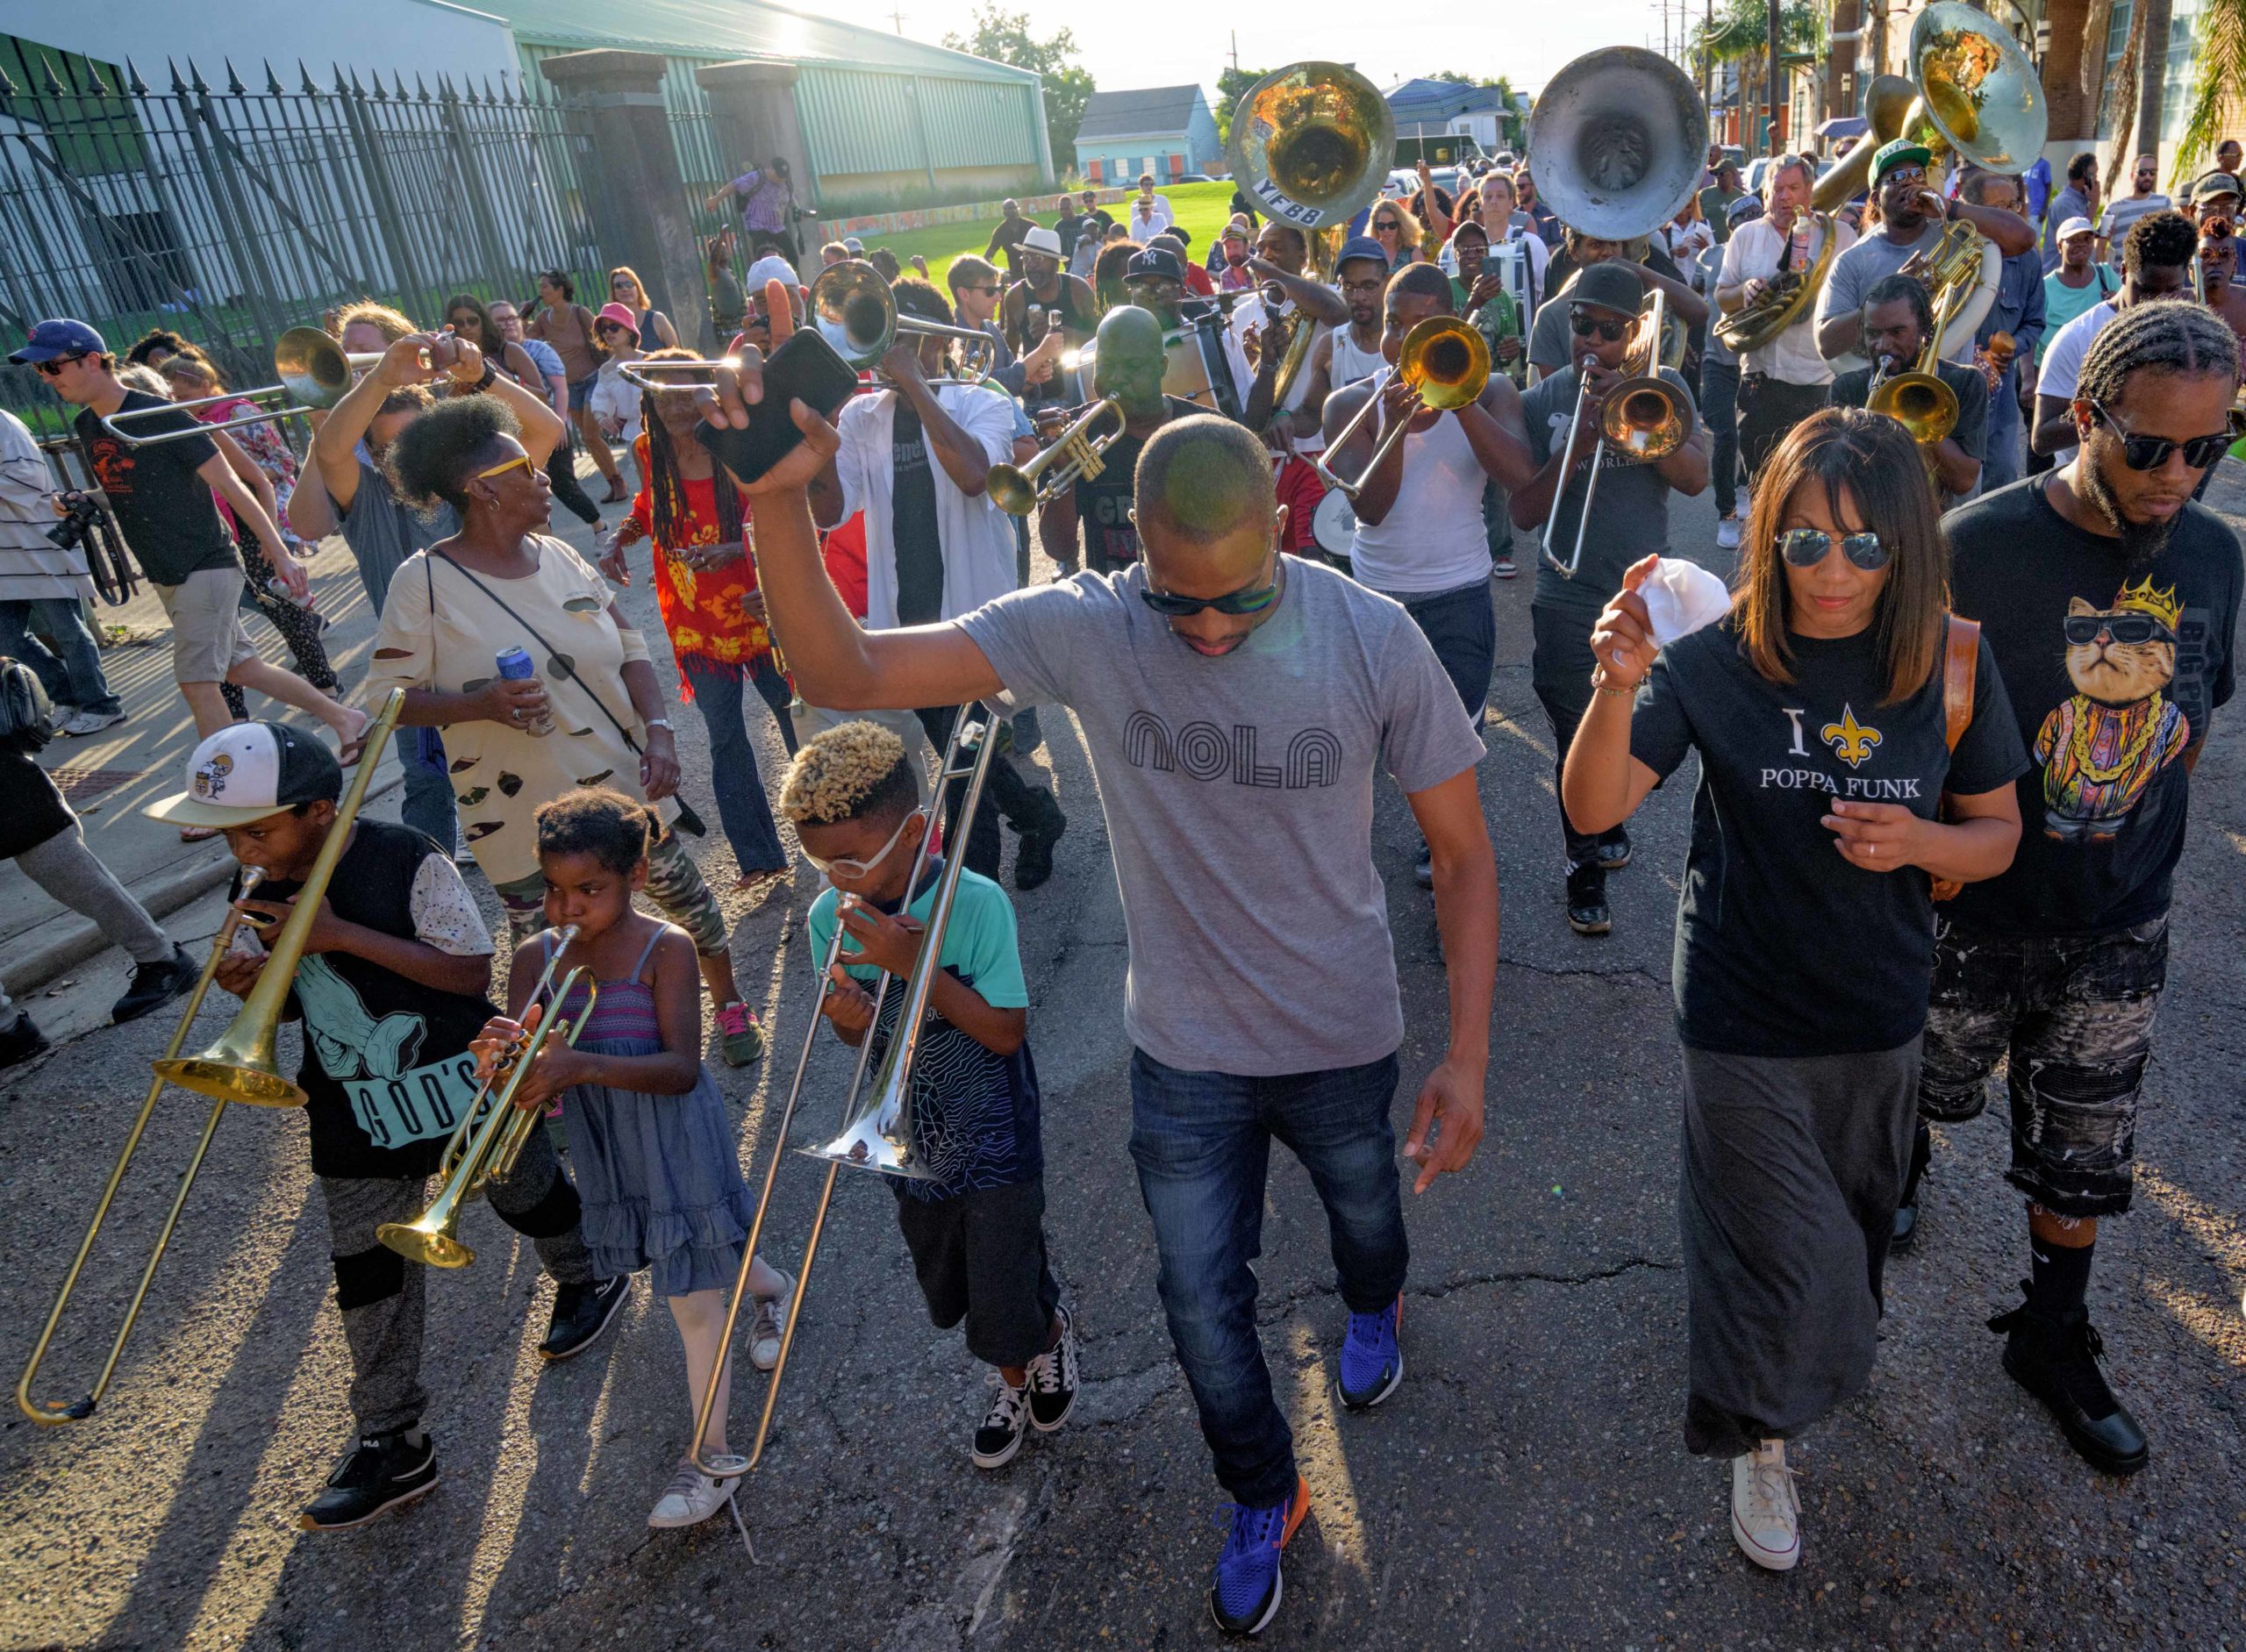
[{"xmin": 606, "ymin": 347, "xmax": 798, "ymax": 896}]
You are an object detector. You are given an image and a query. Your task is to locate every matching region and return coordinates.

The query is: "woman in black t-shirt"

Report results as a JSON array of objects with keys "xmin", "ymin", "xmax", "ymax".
[{"xmin": 1560, "ymin": 409, "xmax": 2029, "ymax": 1575}]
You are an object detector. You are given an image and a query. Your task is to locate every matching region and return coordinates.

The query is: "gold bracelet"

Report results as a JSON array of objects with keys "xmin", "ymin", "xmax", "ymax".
[{"xmin": 1590, "ymin": 671, "xmax": 1634, "ymax": 700}]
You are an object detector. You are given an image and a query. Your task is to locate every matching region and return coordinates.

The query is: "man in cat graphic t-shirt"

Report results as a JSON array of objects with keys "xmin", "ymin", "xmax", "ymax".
[
  {"xmin": 701, "ymin": 312, "xmax": 1495, "ymax": 1633},
  {"xmin": 1907, "ymin": 305, "xmax": 2242, "ymax": 1480}
]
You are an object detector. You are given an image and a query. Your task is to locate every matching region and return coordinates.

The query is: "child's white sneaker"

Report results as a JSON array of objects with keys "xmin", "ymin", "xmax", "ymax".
[
  {"xmin": 748, "ymin": 1270, "xmax": 795, "ymax": 1372},
  {"xmin": 647, "ymin": 1456, "xmax": 744, "ymax": 1528}
]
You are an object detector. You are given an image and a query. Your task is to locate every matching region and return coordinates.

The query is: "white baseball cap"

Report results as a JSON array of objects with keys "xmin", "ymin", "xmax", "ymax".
[
  {"xmin": 745, "ymin": 254, "xmax": 800, "ymax": 292},
  {"xmin": 2057, "ymin": 215, "xmax": 2095, "ymax": 241},
  {"xmin": 146, "ymin": 721, "xmax": 344, "ymax": 828}
]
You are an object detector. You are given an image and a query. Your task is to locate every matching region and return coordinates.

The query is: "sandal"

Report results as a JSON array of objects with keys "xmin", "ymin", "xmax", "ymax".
[
  {"xmin": 601, "ymin": 479, "xmax": 629, "ymax": 504},
  {"xmin": 335, "ymin": 710, "xmax": 376, "ymax": 770}
]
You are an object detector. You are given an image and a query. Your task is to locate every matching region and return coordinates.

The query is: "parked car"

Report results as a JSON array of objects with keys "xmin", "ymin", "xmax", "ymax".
[{"xmin": 1175, "ymin": 173, "xmax": 1214, "ymax": 183}]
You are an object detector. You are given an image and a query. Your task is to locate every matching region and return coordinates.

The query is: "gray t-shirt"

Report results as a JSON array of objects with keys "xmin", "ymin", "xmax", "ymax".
[
  {"xmin": 1814, "ymin": 222, "xmax": 1977, "ymax": 364},
  {"xmin": 340, "ymin": 458, "xmax": 459, "ymax": 614},
  {"xmin": 1520, "ymin": 364, "xmax": 1699, "ymax": 619},
  {"xmin": 957, "ymin": 557, "xmax": 1486, "ymax": 1075}
]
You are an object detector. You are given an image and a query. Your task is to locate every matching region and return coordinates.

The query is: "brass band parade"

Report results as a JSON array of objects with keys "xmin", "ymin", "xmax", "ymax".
[{"xmin": 4, "ymin": 3, "xmax": 2244, "ymax": 1644}]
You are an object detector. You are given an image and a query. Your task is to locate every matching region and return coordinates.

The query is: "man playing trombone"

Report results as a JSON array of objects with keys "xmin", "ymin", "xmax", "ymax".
[
  {"xmin": 1829, "ymin": 275, "xmax": 1991, "ymax": 504},
  {"xmin": 1513, "ymin": 263, "xmax": 1710, "ymax": 938},
  {"xmin": 697, "ymin": 282, "xmax": 1496, "ymax": 1640}
]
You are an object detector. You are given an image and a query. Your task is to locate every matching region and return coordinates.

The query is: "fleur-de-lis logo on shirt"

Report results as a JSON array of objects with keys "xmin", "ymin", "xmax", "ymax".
[{"xmin": 1821, "ymin": 704, "xmax": 1882, "ymax": 769}]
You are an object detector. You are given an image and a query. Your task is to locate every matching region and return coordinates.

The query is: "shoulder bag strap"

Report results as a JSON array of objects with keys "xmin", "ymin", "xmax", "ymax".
[
  {"xmin": 429, "ymin": 547, "xmax": 641, "ymax": 756},
  {"xmin": 1942, "ymin": 614, "xmax": 1980, "ymax": 754}
]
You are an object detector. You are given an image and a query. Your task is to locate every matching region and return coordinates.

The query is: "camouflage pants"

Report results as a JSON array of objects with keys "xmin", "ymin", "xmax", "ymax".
[{"xmin": 1917, "ymin": 916, "xmax": 2168, "ymax": 1219}]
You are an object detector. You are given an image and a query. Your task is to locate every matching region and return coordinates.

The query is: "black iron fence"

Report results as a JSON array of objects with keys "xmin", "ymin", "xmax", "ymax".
[{"xmin": 0, "ymin": 54, "xmax": 606, "ymax": 434}]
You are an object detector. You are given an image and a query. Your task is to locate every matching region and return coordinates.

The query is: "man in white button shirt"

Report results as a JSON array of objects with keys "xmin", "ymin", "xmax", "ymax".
[
  {"xmin": 1713, "ymin": 154, "xmax": 1854, "ymax": 549},
  {"xmin": 1127, "ymin": 173, "xmax": 1174, "ymax": 240}
]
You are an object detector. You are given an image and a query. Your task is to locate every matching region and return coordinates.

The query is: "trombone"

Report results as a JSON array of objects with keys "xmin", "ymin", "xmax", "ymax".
[
  {"xmin": 688, "ymin": 704, "xmax": 1004, "ymax": 1477},
  {"xmin": 17, "ymin": 690, "xmax": 405, "ymax": 1425},
  {"xmin": 98, "ymin": 327, "xmax": 418, "ymax": 447},
  {"xmin": 986, "ymin": 397, "xmax": 1123, "ymax": 516},
  {"xmin": 376, "ymin": 933, "xmax": 598, "ymax": 1269},
  {"xmin": 1313, "ymin": 317, "xmax": 1489, "ymax": 500},
  {"xmin": 1541, "ymin": 290, "xmax": 1695, "ymax": 579}
]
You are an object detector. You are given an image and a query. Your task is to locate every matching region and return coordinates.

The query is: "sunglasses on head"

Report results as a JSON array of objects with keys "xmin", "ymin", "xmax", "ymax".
[
  {"xmin": 800, "ymin": 807, "xmax": 925, "ymax": 880},
  {"xmin": 2064, "ymin": 612, "xmax": 2174, "ymax": 647},
  {"xmin": 32, "ymin": 354, "xmax": 85, "ymax": 377},
  {"xmin": 1138, "ymin": 569, "xmax": 1283, "ymax": 618},
  {"xmin": 1570, "ymin": 310, "xmax": 1631, "ymax": 342},
  {"xmin": 2201, "ymin": 216, "xmax": 2235, "ymax": 240},
  {"xmin": 1778, "ymin": 526, "xmax": 1890, "ymax": 569},
  {"xmin": 2086, "ymin": 398, "xmax": 2232, "ymax": 470}
]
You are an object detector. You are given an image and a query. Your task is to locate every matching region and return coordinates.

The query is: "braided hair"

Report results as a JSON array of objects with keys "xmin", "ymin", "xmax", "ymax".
[
  {"xmin": 2075, "ymin": 300, "xmax": 2241, "ymax": 408},
  {"xmin": 636, "ymin": 346, "xmax": 742, "ymax": 552}
]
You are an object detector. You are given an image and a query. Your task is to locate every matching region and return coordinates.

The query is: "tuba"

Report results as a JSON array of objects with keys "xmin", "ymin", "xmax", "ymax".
[{"xmin": 1227, "ymin": 61, "xmax": 1395, "ymax": 282}]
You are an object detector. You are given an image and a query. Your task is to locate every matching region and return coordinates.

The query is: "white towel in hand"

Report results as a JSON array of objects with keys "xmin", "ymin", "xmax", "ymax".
[{"xmin": 1640, "ymin": 557, "xmax": 1732, "ymax": 648}]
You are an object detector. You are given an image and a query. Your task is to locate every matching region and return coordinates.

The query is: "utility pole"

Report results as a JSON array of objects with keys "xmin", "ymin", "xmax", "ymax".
[
  {"xmin": 1229, "ymin": 31, "xmax": 1240, "ymax": 74},
  {"xmin": 1767, "ymin": 0, "xmax": 1783, "ymax": 153},
  {"xmin": 887, "ymin": 6, "xmax": 905, "ymax": 33}
]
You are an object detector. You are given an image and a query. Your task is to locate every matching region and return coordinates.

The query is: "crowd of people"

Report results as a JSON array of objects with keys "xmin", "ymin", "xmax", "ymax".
[{"xmin": 4, "ymin": 99, "xmax": 2243, "ymax": 1643}]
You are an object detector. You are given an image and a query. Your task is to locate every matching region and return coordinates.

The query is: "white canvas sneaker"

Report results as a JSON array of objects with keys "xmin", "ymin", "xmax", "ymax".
[
  {"xmin": 1730, "ymin": 1438, "xmax": 1801, "ymax": 1570},
  {"xmin": 647, "ymin": 1457, "xmax": 744, "ymax": 1529},
  {"xmin": 1715, "ymin": 512, "xmax": 1744, "ymax": 550}
]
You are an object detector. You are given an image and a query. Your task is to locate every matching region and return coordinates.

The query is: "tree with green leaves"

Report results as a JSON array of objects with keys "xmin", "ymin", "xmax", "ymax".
[
  {"xmin": 1214, "ymin": 65, "xmax": 1273, "ymax": 148},
  {"xmin": 942, "ymin": 6, "xmax": 1096, "ymax": 171},
  {"xmin": 2169, "ymin": 0, "xmax": 2246, "ymax": 187},
  {"xmin": 1690, "ymin": 0, "xmax": 1824, "ymax": 63}
]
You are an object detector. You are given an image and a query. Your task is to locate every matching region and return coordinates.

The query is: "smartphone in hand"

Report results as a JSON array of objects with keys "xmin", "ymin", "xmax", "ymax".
[{"xmin": 692, "ymin": 328, "xmax": 859, "ymax": 484}]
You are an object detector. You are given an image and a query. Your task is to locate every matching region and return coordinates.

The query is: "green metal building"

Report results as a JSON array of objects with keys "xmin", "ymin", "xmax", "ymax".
[{"xmin": 483, "ymin": 0, "xmax": 1053, "ymax": 214}]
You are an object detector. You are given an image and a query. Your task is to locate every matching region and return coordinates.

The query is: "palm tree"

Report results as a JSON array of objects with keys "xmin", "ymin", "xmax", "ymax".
[{"xmin": 2172, "ymin": 0, "xmax": 2246, "ymax": 182}]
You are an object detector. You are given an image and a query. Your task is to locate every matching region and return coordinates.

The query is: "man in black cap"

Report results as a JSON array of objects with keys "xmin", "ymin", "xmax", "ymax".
[
  {"xmin": 1122, "ymin": 246, "xmax": 1253, "ymax": 420},
  {"xmin": 1511, "ymin": 261, "xmax": 1709, "ymax": 937}
]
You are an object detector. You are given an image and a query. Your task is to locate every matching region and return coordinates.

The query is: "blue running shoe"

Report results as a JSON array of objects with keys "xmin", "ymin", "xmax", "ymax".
[
  {"xmin": 1208, "ymin": 1476, "xmax": 1311, "ymax": 1636},
  {"xmin": 1337, "ymin": 1293, "xmax": 1404, "ymax": 1410}
]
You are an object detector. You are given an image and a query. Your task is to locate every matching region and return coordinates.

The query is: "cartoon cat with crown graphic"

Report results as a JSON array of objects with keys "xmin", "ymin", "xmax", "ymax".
[{"xmin": 2032, "ymin": 576, "xmax": 2191, "ymax": 844}]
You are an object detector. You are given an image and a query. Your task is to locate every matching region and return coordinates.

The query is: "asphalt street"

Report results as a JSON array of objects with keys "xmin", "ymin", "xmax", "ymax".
[{"xmin": 2, "ymin": 469, "xmax": 2242, "ymax": 1652}]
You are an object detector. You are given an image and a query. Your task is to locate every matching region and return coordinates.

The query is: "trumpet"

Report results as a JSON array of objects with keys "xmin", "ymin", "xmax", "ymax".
[
  {"xmin": 1542, "ymin": 290, "xmax": 1694, "ymax": 579},
  {"xmin": 18, "ymin": 689, "xmax": 405, "ymax": 1426},
  {"xmin": 986, "ymin": 397, "xmax": 1123, "ymax": 516},
  {"xmin": 376, "ymin": 933, "xmax": 597, "ymax": 1269},
  {"xmin": 688, "ymin": 704, "xmax": 1005, "ymax": 1477},
  {"xmin": 98, "ymin": 328, "xmax": 422, "ymax": 447},
  {"xmin": 1314, "ymin": 317, "xmax": 1489, "ymax": 500}
]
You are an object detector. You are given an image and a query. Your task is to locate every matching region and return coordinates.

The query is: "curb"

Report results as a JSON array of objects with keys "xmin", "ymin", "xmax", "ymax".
[{"xmin": 0, "ymin": 764, "xmax": 404, "ymax": 1000}]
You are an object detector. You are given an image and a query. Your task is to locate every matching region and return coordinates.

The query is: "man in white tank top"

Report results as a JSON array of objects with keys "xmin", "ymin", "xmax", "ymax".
[
  {"xmin": 1284, "ymin": 238, "xmax": 1391, "ymax": 460},
  {"xmin": 1320, "ymin": 263, "xmax": 1537, "ymax": 887}
]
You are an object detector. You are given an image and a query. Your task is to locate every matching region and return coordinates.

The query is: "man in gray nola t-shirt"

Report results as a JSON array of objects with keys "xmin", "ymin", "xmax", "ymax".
[{"xmin": 714, "ymin": 358, "xmax": 1497, "ymax": 1637}]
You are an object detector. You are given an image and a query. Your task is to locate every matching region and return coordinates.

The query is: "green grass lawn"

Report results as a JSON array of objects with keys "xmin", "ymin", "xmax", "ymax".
[{"xmin": 863, "ymin": 181, "xmax": 1243, "ymax": 292}]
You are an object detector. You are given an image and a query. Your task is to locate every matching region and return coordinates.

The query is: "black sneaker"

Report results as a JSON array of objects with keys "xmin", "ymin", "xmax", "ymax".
[
  {"xmin": 540, "ymin": 1275, "xmax": 631, "ymax": 1362},
  {"xmin": 0, "ymin": 1012, "xmax": 50, "ymax": 1069},
  {"xmin": 1413, "ymin": 846, "xmax": 1434, "ymax": 889},
  {"xmin": 1565, "ymin": 863, "xmax": 1610, "ymax": 937},
  {"xmin": 973, "ymin": 1374, "xmax": 1031, "ymax": 1469},
  {"xmin": 111, "ymin": 943, "xmax": 198, "ymax": 1025},
  {"xmin": 1892, "ymin": 1118, "xmax": 1933, "ymax": 1252},
  {"xmin": 299, "ymin": 1428, "xmax": 439, "ymax": 1530},
  {"xmin": 1988, "ymin": 1288, "xmax": 2149, "ymax": 1476},
  {"xmin": 1013, "ymin": 791, "xmax": 1067, "ymax": 892},
  {"xmin": 1596, "ymin": 827, "xmax": 1632, "ymax": 871},
  {"xmin": 1024, "ymin": 1305, "xmax": 1079, "ymax": 1432}
]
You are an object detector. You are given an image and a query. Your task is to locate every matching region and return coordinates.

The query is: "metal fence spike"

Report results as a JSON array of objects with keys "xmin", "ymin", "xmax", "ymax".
[
  {"xmin": 187, "ymin": 59, "xmax": 211, "ymax": 97},
  {"xmin": 0, "ymin": 64, "xmax": 18, "ymax": 98},
  {"xmin": 166, "ymin": 57, "xmax": 188, "ymax": 96},
  {"xmin": 125, "ymin": 59, "xmax": 149, "ymax": 96},
  {"xmin": 224, "ymin": 59, "xmax": 247, "ymax": 97},
  {"xmin": 347, "ymin": 67, "xmax": 365, "ymax": 97},
  {"xmin": 440, "ymin": 72, "xmax": 460, "ymax": 102},
  {"xmin": 298, "ymin": 59, "xmax": 319, "ymax": 96},
  {"xmin": 85, "ymin": 61, "xmax": 114, "ymax": 97},
  {"xmin": 392, "ymin": 70, "xmax": 410, "ymax": 102},
  {"xmin": 483, "ymin": 75, "xmax": 500, "ymax": 105},
  {"xmin": 40, "ymin": 54, "xmax": 68, "ymax": 97},
  {"xmin": 264, "ymin": 59, "xmax": 285, "ymax": 97},
  {"xmin": 415, "ymin": 72, "xmax": 431, "ymax": 102}
]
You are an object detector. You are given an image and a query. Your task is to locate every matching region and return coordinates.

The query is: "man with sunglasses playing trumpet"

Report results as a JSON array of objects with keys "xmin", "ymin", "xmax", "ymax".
[
  {"xmin": 1512, "ymin": 262, "xmax": 1709, "ymax": 938},
  {"xmin": 1899, "ymin": 304, "xmax": 2242, "ymax": 1482},
  {"xmin": 696, "ymin": 283, "xmax": 1497, "ymax": 1637}
]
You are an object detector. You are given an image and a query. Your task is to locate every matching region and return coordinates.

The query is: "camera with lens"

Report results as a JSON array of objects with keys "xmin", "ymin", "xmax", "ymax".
[{"xmin": 46, "ymin": 490, "xmax": 102, "ymax": 553}]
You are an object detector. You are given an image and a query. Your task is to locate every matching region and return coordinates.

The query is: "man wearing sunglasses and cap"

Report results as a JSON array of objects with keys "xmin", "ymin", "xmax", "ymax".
[
  {"xmin": 998, "ymin": 225, "xmax": 1092, "ymax": 413},
  {"xmin": 1815, "ymin": 138, "xmax": 2035, "ymax": 368},
  {"xmin": 1828, "ymin": 274, "xmax": 1990, "ymax": 504},
  {"xmin": 1512, "ymin": 261, "xmax": 1710, "ymax": 938},
  {"xmin": 695, "ymin": 290, "xmax": 1497, "ymax": 1634},
  {"xmin": 1903, "ymin": 303, "xmax": 2242, "ymax": 1483}
]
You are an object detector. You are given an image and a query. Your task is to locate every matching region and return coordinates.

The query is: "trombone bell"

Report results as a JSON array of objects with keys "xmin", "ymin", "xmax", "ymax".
[{"xmin": 801, "ymin": 1084, "xmax": 932, "ymax": 1178}]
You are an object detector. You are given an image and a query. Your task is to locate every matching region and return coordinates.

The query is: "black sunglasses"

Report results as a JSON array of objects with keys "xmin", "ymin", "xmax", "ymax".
[
  {"xmin": 1570, "ymin": 311, "xmax": 1630, "ymax": 342},
  {"xmin": 32, "ymin": 354, "xmax": 85, "ymax": 377},
  {"xmin": 2063, "ymin": 612, "xmax": 2175, "ymax": 646},
  {"xmin": 1139, "ymin": 570, "xmax": 1282, "ymax": 618},
  {"xmin": 2087, "ymin": 398, "xmax": 2232, "ymax": 470},
  {"xmin": 1779, "ymin": 526, "xmax": 1890, "ymax": 570}
]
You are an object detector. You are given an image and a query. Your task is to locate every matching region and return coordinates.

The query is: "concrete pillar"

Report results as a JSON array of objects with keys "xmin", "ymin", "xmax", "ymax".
[
  {"xmin": 540, "ymin": 49, "xmax": 712, "ymax": 353},
  {"xmin": 694, "ymin": 59, "xmax": 814, "ymax": 277}
]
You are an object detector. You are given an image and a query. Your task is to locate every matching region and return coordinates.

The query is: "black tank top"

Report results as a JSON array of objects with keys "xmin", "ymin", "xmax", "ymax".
[{"xmin": 1073, "ymin": 397, "xmax": 1204, "ymax": 571}]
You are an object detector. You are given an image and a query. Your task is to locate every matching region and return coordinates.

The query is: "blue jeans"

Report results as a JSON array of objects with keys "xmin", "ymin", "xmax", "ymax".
[
  {"xmin": 1128, "ymin": 1048, "xmax": 1407, "ymax": 1505},
  {"xmin": 399, "ymin": 728, "xmax": 458, "ymax": 848},
  {"xmin": 0, "ymin": 597, "xmax": 120, "ymax": 714},
  {"xmin": 1384, "ymin": 579, "xmax": 1495, "ymax": 720},
  {"xmin": 681, "ymin": 654, "xmax": 797, "ymax": 875},
  {"xmin": 1699, "ymin": 356, "xmax": 1741, "ymax": 518},
  {"xmin": 1981, "ymin": 361, "xmax": 2023, "ymax": 493}
]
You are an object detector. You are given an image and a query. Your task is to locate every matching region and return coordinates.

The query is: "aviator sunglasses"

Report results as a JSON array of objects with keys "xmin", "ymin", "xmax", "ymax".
[
  {"xmin": 1778, "ymin": 526, "xmax": 1891, "ymax": 570},
  {"xmin": 2086, "ymin": 398, "xmax": 2233, "ymax": 471}
]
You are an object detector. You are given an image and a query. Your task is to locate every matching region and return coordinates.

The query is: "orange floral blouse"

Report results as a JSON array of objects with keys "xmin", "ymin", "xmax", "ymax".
[{"xmin": 627, "ymin": 433, "xmax": 775, "ymax": 699}]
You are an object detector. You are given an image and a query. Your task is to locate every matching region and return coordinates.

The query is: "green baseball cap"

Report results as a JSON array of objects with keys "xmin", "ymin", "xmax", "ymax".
[{"xmin": 1871, "ymin": 139, "xmax": 1934, "ymax": 182}]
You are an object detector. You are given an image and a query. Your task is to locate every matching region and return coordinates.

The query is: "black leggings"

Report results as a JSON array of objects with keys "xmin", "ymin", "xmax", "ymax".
[
  {"xmin": 545, "ymin": 425, "xmax": 604, "ymax": 526},
  {"xmin": 238, "ymin": 540, "xmax": 338, "ymax": 692}
]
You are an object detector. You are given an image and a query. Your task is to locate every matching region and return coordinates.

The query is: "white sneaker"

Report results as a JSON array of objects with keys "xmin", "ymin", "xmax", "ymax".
[
  {"xmin": 747, "ymin": 1269, "xmax": 795, "ymax": 1372},
  {"xmin": 1730, "ymin": 1438, "xmax": 1801, "ymax": 1570},
  {"xmin": 647, "ymin": 1456, "xmax": 744, "ymax": 1528},
  {"xmin": 61, "ymin": 706, "xmax": 125, "ymax": 736},
  {"xmin": 1714, "ymin": 513, "xmax": 1743, "ymax": 551}
]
